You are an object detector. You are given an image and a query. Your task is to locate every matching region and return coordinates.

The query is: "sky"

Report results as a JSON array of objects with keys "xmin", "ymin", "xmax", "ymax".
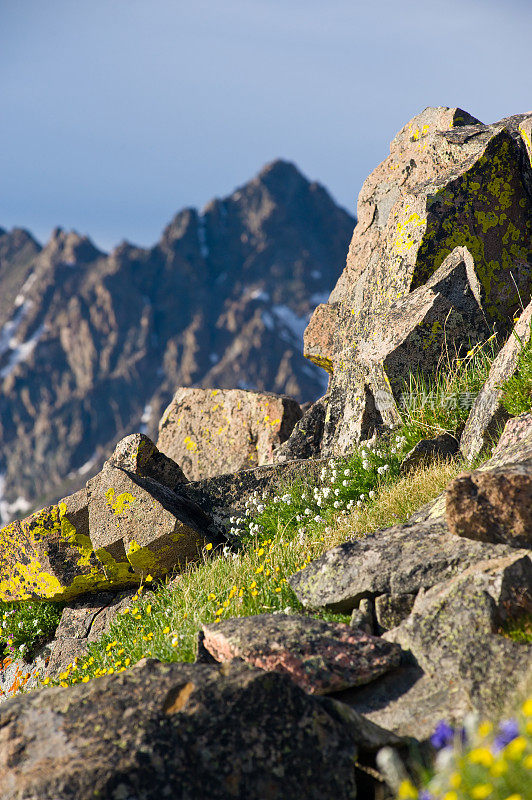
[{"xmin": 1, "ymin": 0, "xmax": 531, "ymax": 251}]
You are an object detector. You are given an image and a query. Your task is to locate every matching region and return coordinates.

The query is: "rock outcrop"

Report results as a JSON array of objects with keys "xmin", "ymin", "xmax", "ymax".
[
  {"xmin": 299, "ymin": 108, "xmax": 532, "ymax": 456},
  {"xmin": 0, "ymin": 161, "xmax": 354, "ymax": 522},
  {"xmin": 157, "ymin": 388, "xmax": 302, "ymax": 480}
]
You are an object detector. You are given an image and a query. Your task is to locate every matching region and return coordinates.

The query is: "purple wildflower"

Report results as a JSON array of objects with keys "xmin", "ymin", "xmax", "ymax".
[
  {"xmin": 493, "ymin": 718, "xmax": 519, "ymax": 752},
  {"xmin": 419, "ymin": 791, "xmax": 433, "ymax": 800},
  {"xmin": 430, "ymin": 720, "xmax": 455, "ymax": 750}
]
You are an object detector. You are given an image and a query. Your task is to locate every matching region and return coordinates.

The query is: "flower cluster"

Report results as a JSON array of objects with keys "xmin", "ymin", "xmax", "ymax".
[
  {"xmin": 0, "ymin": 600, "xmax": 63, "ymax": 660},
  {"xmin": 397, "ymin": 698, "xmax": 532, "ymax": 800}
]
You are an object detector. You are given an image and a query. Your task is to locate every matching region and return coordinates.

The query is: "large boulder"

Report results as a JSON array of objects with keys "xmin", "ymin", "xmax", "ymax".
[
  {"xmin": 87, "ymin": 461, "xmax": 220, "ymax": 581},
  {"xmin": 157, "ymin": 387, "xmax": 302, "ymax": 480},
  {"xmin": 460, "ymin": 298, "xmax": 532, "ymax": 462},
  {"xmin": 304, "ymin": 108, "xmax": 532, "ymax": 456},
  {"xmin": 201, "ymin": 613, "xmax": 401, "ymax": 694},
  {"xmin": 0, "ymin": 434, "xmax": 222, "ymax": 601},
  {"xmin": 0, "ymin": 657, "xmax": 400, "ymax": 800},
  {"xmin": 288, "ymin": 517, "xmax": 516, "ymax": 613}
]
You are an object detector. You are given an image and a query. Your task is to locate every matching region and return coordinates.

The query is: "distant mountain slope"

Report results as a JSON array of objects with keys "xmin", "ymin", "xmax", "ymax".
[{"xmin": 0, "ymin": 160, "xmax": 354, "ymax": 520}]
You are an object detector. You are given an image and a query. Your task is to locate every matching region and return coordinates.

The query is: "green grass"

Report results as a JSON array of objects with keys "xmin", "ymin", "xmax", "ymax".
[
  {"xmin": 500, "ymin": 613, "xmax": 532, "ymax": 644},
  {"xmin": 500, "ymin": 330, "xmax": 532, "ymax": 417},
  {"xmin": 396, "ymin": 335, "xmax": 498, "ymax": 451}
]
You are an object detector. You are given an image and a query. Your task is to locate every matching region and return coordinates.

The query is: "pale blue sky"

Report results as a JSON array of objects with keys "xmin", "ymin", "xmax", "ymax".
[{"xmin": 1, "ymin": 0, "xmax": 530, "ymax": 250}]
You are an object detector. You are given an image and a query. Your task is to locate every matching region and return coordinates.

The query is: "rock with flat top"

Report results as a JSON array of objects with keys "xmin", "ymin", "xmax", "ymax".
[
  {"xmin": 289, "ymin": 517, "xmax": 516, "ymax": 613},
  {"xmin": 201, "ymin": 613, "xmax": 400, "ymax": 694}
]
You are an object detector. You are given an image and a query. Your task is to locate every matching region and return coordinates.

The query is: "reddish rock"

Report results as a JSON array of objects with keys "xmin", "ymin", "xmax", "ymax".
[
  {"xmin": 201, "ymin": 613, "xmax": 401, "ymax": 694},
  {"xmin": 446, "ymin": 460, "xmax": 532, "ymax": 548},
  {"xmin": 157, "ymin": 388, "xmax": 302, "ymax": 481}
]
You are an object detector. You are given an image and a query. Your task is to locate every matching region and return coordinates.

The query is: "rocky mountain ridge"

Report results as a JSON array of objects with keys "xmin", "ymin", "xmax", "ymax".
[{"xmin": 0, "ymin": 160, "xmax": 354, "ymax": 522}]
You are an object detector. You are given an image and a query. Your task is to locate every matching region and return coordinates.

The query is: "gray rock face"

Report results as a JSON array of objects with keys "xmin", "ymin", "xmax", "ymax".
[
  {"xmin": 0, "ymin": 658, "xmax": 366, "ymax": 800},
  {"xmin": 201, "ymin": 613, "xmax": 401, "ymax": 695},
  {"xmin": 157, "ymin": 388, "xmax": 302, "ymax": 481},
  {"xmin": 446, "ymin": 460, "xmax": 532, "ymax": 548},
  {"xmin": 304, "ymin": 107, "xmax": 532, "ymax": 457},
  {"xmin": 45, "ymin": 590, "xmax": 135, "ymax": 677},
  {"xmin": 0, "ymin": 161, "xmax": 354, "ymax": 523},
  {"xmin": 460, "ymin": 299, "xmax": 532, "ymax": 462},
  {"xmin": 289, "ymin": 517, "xmax": 515, "ymax": 612}
]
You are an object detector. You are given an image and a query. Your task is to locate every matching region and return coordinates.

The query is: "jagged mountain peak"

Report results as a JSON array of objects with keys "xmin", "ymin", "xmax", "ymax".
[
  {"xmin": 0, "ymin": 162, "xmax": 354, "ymax": 521},
  {"xmin": 44, "ymin": 227, "xmax": 104, "ymax": 264}
]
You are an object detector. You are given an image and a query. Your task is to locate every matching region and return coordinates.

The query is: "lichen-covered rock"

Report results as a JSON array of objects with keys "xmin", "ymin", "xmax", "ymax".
[
  {"xmin": 201, "ymin": 613, "xmax": 401, "ymax": 694},
  {"xmin": 157, "ymin": 387, "xmax": 302, "ymax": 481},
  {"xmin": 305, "ymin": 107, "xmax": 532, "ymax": 456},
  {"xmin": 0, "ymin": 492, "xmax": 122, "ymax": 602},
  {"xmin": 446, "ymin": 460, "xmax": 532, "ymax": 548},
  {"xmin": 289, "ymin": 517, "xmax": 516, "ymax": 613},
  {"xmin": 384, "ymin": 553, "xmax": 532, "ymax": 707},
  {"xmin": 374, "ymin": 593, "xmax": 417, "ymax": 632},
  {"xmin": 460, "ymin": 299, "xmax": 532, "ymax": 462},
  {"xmin": 0, "ymin": 658, "xmax": 369, "ymax": 800},
  {"xmin": 273, "ymin": 396, "xmax": 327, "ymax": 462},
  {"xmin": 87, "ymin": 462, "xmax": 216, "ymax": 579}
]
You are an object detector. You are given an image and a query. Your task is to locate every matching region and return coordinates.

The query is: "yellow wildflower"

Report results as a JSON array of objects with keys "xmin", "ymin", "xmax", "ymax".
[
  {"xmin": 478, "ymin": 721, "xmax": 493, "ymax": 737},
  {"xmin": 522, "ymin": 697, "xmax": 532, "ymax": 716},
  {"xmin": 471, "ymin": 785, "xmax": 493, "ymax": 800},
  {"xmin": 397, "ymin": 780, "xmax": 417, "ymax": 800},
  {"xmin": 505, "ymin": 736, "xmax": 527, "ymax": 760},
  {"xmin": 205, "ymin": 543, "xmax": 213, "ymax": 551},
  {"xmin": 469, "ymin": 748, "xmax": 494, "ymax": 767}
]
